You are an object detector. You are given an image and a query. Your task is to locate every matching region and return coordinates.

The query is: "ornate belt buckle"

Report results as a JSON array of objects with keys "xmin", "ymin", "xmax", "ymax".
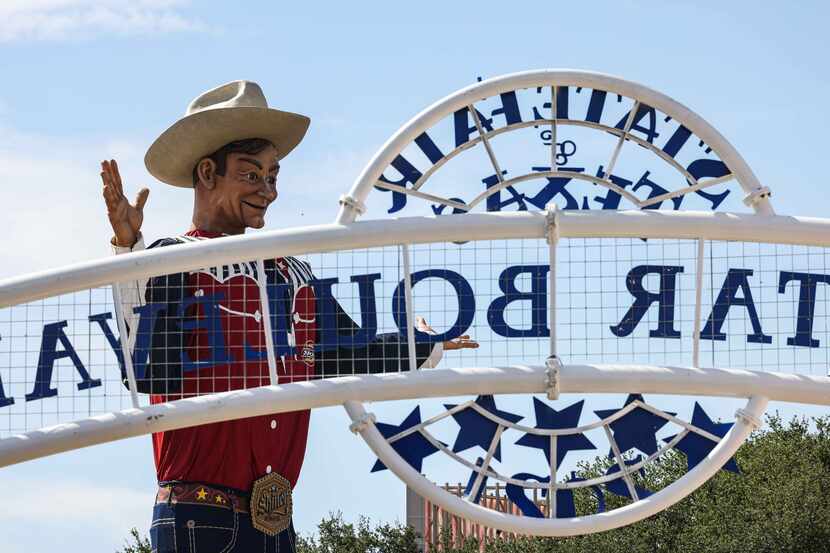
[{"xmin": 250, "ymin": 472, "xmax": 293, "ymax": 536}]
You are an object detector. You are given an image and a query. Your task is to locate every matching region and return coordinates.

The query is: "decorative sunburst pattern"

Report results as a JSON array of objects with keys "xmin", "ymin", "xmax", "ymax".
[{"xmin": 370, "ymin": 394, "xmax": 739, "ymax": 519}]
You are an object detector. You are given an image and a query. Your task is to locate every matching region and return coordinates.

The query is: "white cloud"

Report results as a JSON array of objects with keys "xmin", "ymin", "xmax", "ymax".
[
  {"xmin": 0, "ymin": 125, "xmax": 180, "ymax": 276},
  {"xmin": 0, "ymin": 0, "xmax": 207, "ymax": 42},
  {"xmin": 0, "ymin": 123, "xmax": 373, "ymax": 279},
  {"xmin": 0, "ymin": 475, "xmax": 153, "ymax": 552}
]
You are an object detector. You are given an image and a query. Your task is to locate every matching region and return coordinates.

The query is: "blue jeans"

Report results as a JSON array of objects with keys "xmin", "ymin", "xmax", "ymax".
[{"xmin": 150, "ymin": 501, "xmax": 297, "ymax": 553}]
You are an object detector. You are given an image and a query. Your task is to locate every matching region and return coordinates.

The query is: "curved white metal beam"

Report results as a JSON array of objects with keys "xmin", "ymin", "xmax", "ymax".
[
  {"xmin": 2, "ymin": 210, "xmax": 829, "ymax": 308},
  {"xmin": 344, "ymin": 395, "xmax": 769, "ymax": 536},
  {"xmin": 336, "ymin": 69, "xmax": 773, "ymax": 223},
  {"xmin": 0, "ymin": 364, "xmax": 826, "ymax": 469}
]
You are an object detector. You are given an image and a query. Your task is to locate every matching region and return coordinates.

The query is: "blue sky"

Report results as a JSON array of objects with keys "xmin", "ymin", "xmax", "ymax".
[{"xmin": 1, "ymin": 1, "xmax": 830, "ymax": 552}]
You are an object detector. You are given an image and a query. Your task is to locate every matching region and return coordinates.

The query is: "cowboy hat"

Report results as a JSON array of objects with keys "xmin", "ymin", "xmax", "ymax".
[{"xmin": 145, "ymin": 80, "xmax": 310, "ymax": 188}]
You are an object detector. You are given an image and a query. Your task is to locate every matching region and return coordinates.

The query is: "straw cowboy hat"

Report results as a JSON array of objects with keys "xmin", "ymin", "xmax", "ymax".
[{"xmin": 145, "ymin": 80, "xmax": 310, "ymax": 187}]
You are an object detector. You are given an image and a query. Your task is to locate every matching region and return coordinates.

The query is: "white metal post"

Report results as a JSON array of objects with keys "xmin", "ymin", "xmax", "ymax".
[
  {"xmin": 546, "ymin": 204, "xmax": 560, "ymax": 358},
  {"xmin": 255, "ymin": 260, "xmax": 280, "ymax": 386},
  {"xmin": 692, "ymin": 238, "xmax": 705, "ymax": 368},
  {"xmin": 548, "ymin": 434, "xmax": 557, "ymax": 518},
  {"xmin": 550, "ymin": 86, "xmax": 558, "ymax": 172},
  {"xmin": 401, "ymin": 244, "xmax": 419, "ymax": 371},
  {"xmin": 111, "ymin": 282, "xmax": 140, "ymax": 408}
]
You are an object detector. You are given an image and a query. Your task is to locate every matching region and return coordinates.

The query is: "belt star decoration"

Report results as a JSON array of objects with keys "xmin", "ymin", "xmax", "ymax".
[{"xmin": 250, "ymin": 472, "xmax": 292, "ymax": 536}]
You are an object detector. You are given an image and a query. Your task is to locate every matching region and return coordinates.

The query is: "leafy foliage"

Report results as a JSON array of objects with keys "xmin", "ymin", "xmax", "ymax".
[
  {"xmin": 116, "ymin": 528, "xmax": 151, "ymax": 553},
  {"xmin": 296, "ymin": 512, "xmax": 419, "ymax": 553}
]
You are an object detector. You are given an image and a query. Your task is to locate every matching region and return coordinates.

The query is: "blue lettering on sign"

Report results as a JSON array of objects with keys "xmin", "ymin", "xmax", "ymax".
[
  {"xmin": 431, "ymin": 198, "xmax": 468, "ymax": 215},
  {"xmin": 662, "ymin": 125, "xmax": 692, "ymax": 158},
  {"xmin": 257, "ymin": 282, "xmax": 294, "ymax": 358},
  {"xmin": 392, "ymin": 269, "xmax": 475, "ymax": 343},
  {"xmin": 178, "ymin": 292, "xmax": 234, "ymax": 371},
  {"xmin": 531, "ymin": 86, "xmax": 569, "ymax": 121},
  {"xmin": 610, "ymin": 265, "xmax": 684, "ymax": 339},
  {"xmin": 87, "ymin": 305, "xmax": 166, "ymax": 380},
  {"xmin": 88, "ymin": 312, "xmax": 124, "ymax": 368},
  {"xmin": 454, "ymin": 92, "xmax": 523, "ymax": 148},
  {"xmin": 686, "ymin": 159, "xmax": 730, "ymax": 210},
  {"xmin": 633, "ymin": 171, "xmax": 682, "ymax": 210},
  {"xmin": 616, "ymin": 103, "xmax": 660, "ymax": 143},
  {"xmin": 5, "ymin": 262, "xmax": 830, "ymax": 408},
  {"xmin": 374, "ymin": 86, "xmax": 742, "ymax": 215},
  {"xmin": 488, "ymin": 265, "xmax": 550, "ymax": 338},
  {"xmin": 585, "ymin": 89, "xmax": 608, "ymax": 123},
  {"xmin": 0, "ymin": 368, "xmax": 13, "ymax": 408},
  {"xmin": 701, "ymin": 269, "xmax": 772, "ymax": 344},
  {"xmin": 505, "ymin": 473, "xmax": 549, "ymax": 518},
  {"xmin": 26, "ymin": 320, "xmax": 102, "ymax": 401},
  {"xmin": 377, "ymin": 154, "xmax": 421, "ymax": 214},
  {"xmin": 778, "ymin": 272, "xmax": 830, "ymax": 348},
  {"xmin": 313, "ymin": 273, "xmax": 381, "ymax": 350}
]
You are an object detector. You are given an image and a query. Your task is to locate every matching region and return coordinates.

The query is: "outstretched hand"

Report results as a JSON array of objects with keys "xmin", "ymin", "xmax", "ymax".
[
  {"xmin": 100, "ymin": 159, "xmax": 149, "ymax": 248},
  {"xmin": 417, "ymin": 316, "xmax": 479, "ymax": 351}
]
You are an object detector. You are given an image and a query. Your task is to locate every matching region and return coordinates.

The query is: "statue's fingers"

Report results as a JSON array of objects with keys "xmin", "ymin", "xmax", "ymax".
[
  {"xmin": 108, "ymin": 159, "xmax": 123, "ymax": 194},
  {"xmin": 102, "ymin": 181, "xmax": 118, "ymax": 209},
  {"xmin": 102, "ymin": 161, "xmax": 120, "ymax": 195},
  {"xmin": 135, "ymin": 187, "xmax": 149, "ymax": 211}
]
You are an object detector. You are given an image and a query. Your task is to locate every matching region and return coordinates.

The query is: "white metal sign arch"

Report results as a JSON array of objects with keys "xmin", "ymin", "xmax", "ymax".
[
  {"xmin": 0, "ymin": 69, "xmax": 825, "ymax": 541},
  {"xmin": 336, "ymin": 69, "xmax": 774, "ymax": 222}
]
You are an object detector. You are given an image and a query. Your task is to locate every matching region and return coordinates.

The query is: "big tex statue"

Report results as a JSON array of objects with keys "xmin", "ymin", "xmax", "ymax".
[{"xmin": 100, "ymin": 80, "xmax": 477, "ymax": 553}]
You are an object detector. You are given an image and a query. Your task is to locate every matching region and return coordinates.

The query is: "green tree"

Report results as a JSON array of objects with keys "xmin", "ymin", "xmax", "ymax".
[
  {"xmin": 296, "ymin": 512, "xmax": 419, "ymax": 553},
  {"xmin": 117, "ymin": 528, "xmax": 151, "ymax": 553}
]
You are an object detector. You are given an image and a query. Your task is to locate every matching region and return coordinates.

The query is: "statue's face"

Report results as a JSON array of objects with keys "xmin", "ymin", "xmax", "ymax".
[{"xmin": 211, "ymin": 145, "xmax": 280, "ymax": 231}]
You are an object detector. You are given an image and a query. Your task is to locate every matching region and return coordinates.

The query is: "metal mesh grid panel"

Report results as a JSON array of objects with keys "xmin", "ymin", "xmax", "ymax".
[{"xmin": 0, "ymin": 236, "xmax": 828, "ymax": 437}]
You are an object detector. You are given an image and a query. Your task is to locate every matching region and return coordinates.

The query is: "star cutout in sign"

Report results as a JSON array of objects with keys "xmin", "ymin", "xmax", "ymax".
[
  {"xmin": 595, "ymin": 394, "xmax": 675, "ymax": 458},
  {"xmin": 666, "ymin": 402, "xmax": 739, "ymax": 474},
  {"xmin": 445, "ymin": 395, "xmax": 523, "ymax": 462},
  {"xmin": 604, "ymin": 456, "xmax": 653, "ymax": 500},
  {"xmin": 371, "ymin": 406, "xmax": 446, "ymax": 473},
  {"xmin": 515, "ymin": 398, "xmax": 595, "ymax": 469}
]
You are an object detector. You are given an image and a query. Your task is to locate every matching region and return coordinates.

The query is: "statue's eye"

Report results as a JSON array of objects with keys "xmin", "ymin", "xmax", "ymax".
[
  {"xmin": 266, "ymin": 176, "xmax": 276, "ymax": 186},
  {"xmin": 245, "ymin": 172, "xmax": 259, "ymax": 183}
]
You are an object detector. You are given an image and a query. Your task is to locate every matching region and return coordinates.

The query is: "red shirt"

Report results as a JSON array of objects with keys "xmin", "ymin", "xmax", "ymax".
[{"xmin": 150, "ymin": 230, "xmax": 317, "ymax": 492}]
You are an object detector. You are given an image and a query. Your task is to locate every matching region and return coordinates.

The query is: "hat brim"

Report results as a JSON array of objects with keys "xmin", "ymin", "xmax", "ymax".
[{"xmin": 144, "ymin": 107, "xmax": 310, "ymax": 188}]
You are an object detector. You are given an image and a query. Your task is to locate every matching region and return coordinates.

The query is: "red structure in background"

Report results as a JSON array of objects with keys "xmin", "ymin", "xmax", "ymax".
[{"xmin": 407, "ymin": 484, "xmax": 550, "ymax": 551}]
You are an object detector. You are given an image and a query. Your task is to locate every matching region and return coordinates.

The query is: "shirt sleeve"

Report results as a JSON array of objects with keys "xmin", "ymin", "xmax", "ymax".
[
  {"xmin": 314, "ymin": 279, "xmax": 445, "ymax": 376},
  {"xmin": 110, "ymin": 233, "xmax": 147, "ymax": 355},
  {"xmin": 109, "ymin": 233, "xmax": 186, "ymax": 394}
]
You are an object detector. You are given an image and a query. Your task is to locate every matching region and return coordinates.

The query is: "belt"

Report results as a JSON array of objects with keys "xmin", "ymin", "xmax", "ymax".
[
  {"xmin": 156, "ymin": 482, "xmax": 250, "ymax": 514},
  {"xmin": 155, "ymin": 474, "xmax": 293, "ymax": 537}
]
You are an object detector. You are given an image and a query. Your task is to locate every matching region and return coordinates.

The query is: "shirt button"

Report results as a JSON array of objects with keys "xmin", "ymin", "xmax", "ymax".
[
  {"xmin": 270, "ymin": 419, "xmax": 277, "ymax": 429},
  {"xmin": 266, "ymin": 465, "xmax": 272, "ymax": 474}
]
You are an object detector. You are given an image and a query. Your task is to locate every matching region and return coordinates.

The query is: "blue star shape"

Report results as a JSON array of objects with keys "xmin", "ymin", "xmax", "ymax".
[
  {"xmin": 595, "ymin": 394, "xmax": 675, "ymax": 457},
  {"xmin": 666, "ymin": 402, "xmax": 739, "ymax": 474},
  {"xmin": 604, "ymin": 456, "xmax": 653, "ymax": 500},
  {"xmin": 444, "ymin": 395, "xmax": 523, "ymax": 462},
  {"xmin": 515, "ymin": 398, "xmax": 595, "ymax": 469},
  {"xmin": 371, "ymin": 406, "xmax": 446, "ymax": 473}
]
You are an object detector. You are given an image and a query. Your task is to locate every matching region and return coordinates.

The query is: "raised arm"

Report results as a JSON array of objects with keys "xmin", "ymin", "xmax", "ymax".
[{"xmin": 101, "ymin": 159, "xmax": 149, "ymax": 248}]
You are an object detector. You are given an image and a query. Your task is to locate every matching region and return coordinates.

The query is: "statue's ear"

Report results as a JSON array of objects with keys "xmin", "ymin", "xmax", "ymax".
[{"xmin": 195, "ymin": 158, "xmax": 217, "ymax": 190}]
